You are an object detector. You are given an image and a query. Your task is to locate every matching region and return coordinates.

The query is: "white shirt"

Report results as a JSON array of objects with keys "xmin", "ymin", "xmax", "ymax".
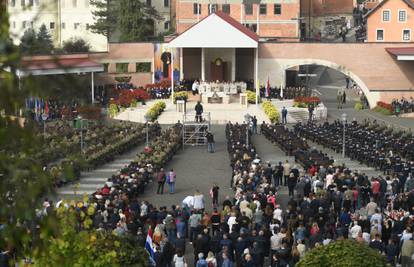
[
  {"xmin": 227, "ymin": 216, "xmax": 237, "ymax": 233},
  {"xmin": 273, "ymin": 208, "xmax": 283, "ymax": 223},
  {"xmin": 350, "ymin": 224, "xmax": 362, "ymax": 239},
  {"xmin": 270, "ymin": 232, "xmax": 286, "ymax": 250},
  {"xmin": 193, "ymin": 194, "xmax": 205, "ymax": 210},
  {"xmin": 325, "ymin": 174, "xmax": 334, "ymax": 188}
]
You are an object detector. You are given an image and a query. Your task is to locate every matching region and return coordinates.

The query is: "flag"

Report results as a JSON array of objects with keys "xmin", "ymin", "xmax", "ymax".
[
  {"xmin": 44, "ymin": 100, "xmax": 49, "ymax": 115},
  {"xmin": 266, "ymin": 77, "xmax": 270, "ymax": 98},
  {"xmin": 145, "ymin": 227, "xmax": 156, "ymax": 265}
]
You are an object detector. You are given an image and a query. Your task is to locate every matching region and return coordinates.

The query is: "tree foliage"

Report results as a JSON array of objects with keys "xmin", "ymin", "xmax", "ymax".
[
  {"xmin": 33, "ymin": 205, "xmax": 148, "ymax": 267},
  {"xmin": 63, "ymin": 37, "xmax": 91, "ymax": 53},
  {"xmin": 90, "ymin": 0, "xmax": 161, "ymax": 41},
  {"xmin": 296, "ymin": 239, "xmax": 388, "ymax": 267},
  {"xmin": 19, "ymin": 24, "xmax": 54, "ymax": 55}
]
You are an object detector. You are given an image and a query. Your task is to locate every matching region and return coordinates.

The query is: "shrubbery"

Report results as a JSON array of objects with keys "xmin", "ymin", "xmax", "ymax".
[
  {"xmin": 373, "ymin": 106, "xmax": 392, "ymax": 116},
  {"xmin": 262, "ymin": 101, "xmax": 280, "ymax": 123},
  {"xmin": 145, "ymin": 101, "xmax": 166, "ymax": 121},
  {"xmin": 297, "ymin": 239, "xmax": 387, "ymax": 267},
  {"xmin": 354, "ymin": 101, "xmax": 363, "ymax": 110}
]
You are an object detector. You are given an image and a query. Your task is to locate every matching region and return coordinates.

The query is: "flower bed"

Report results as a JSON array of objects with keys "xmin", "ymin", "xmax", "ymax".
[
  {"xmin": 262, "ymin": 101, "xmax": 280, "ymax": 123},
  {"xmin": 111, "ymin": 89, "xmax": 150, "ymax": 108},
  {"xmin": 293, "ymin": 96, "xmax": 321, "ymax": 108},
  {"xmin": 247, "ymin": 90, "xmax": 259, "ymax": 104},
  {"xmin": 145, "ymin": 101, "xmax": 166, "ymax": 122},
  {"xmin": 377, "ymin": 101, "xmax": 393, "ymax": 112}
]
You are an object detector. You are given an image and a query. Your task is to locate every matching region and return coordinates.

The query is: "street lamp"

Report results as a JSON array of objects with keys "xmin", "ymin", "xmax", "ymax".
[
  {"xmin": 144, "ymin": 114, "xmax": 151, "ymax": 148},
  {"xmin": 41, "ymin": 113, "xmax": 48, "ymax": 137},
  {"xmin": 341, "ymin": 113, "xmax": 347, "ymax": 158},
  {"xmin": 244, "ymin": 114, "xmax": 250, "ymax": 147}
]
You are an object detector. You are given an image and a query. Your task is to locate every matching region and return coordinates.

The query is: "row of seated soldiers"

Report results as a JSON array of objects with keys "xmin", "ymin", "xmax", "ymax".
[
  {"xmin": 226, "ymin": 122, "xmax": 257, "ymax": 173},
  {"xmin": 294, "ymin": 120, "xmax": 414, "ymax": 177},
  {"xmin": 260, "ymin": 123, "xmax": 333, "ymax": 170},
  {"xmin": 259, "ymin": 86, "xmax": 311, "ymax": 100}
]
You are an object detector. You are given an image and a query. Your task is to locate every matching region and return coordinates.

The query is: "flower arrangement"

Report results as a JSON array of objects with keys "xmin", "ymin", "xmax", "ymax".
[
  {"xmin": 145, "ymin": 101, "xmax": 166, "ymax": 122},
  {"xmin": 76, "ymin": 105, "xmax": 103, "ymax": 120},
  {"xmin": 247, "ymin": 90, "xmax": 259, "ymax": 104},
  {"xmin": 294, "ymin": 97, "xmax": 321, "ymax": 108},
  {"xmin": 112, "ymin": 89, "xmax": 150, "ymax": 107},
  {"xmin": 144, "ymin": 80, "xmax": 171, "ymax": 90},
  {"xmin": 262, "ymin": 101, "xmax": 280, "ymax": 123},
  {"xmin": 173, "ymin": 91, "xmax": 188, "ymax": 103}
]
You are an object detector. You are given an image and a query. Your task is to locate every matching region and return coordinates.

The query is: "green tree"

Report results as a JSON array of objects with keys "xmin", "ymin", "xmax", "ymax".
[
  {"xmin": 19, "ymin": 28, "xmax": 37, "ymax": 55},
  {"xmin": 297, "ymin": 239, "xmax": 387, "ymax": 267},
  {"xmin": 63, "ymin": 37, "xmax": 91, "ymax": 53},
  {"xmin": 90, "ymin": 0, "xmax": 161, "ymax": 41},
  {"xmin": 36, "ymin": 24, "xmax": 54, "ymax": 54}
]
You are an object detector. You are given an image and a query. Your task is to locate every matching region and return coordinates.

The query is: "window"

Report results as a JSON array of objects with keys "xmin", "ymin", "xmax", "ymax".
[
  {"xmin": 50, "ymin": 22, "xmax": 55, "ymax": 29},
  {"xmin": 382, "ymin": 10, "xmax": 390, "ymax": 22},
  {"xmin": 21, "ymin": 0, "xmax": 25, "ymax": 7},
  {"xmin": 164, "ymin": 0, "xmax": 169, "ymax": 8},
  {"xmin": 61, "ymin": 22, "xmax": 66, "ymax": 29},
  {"xmin": 12, "ymin": 21, "xmax": 16, "ymax": 28},
  {"xmin": 193, "ymin": 3, "xmax": 201, "ymax": 14},
  {"xmin": 103, "ymin": 63, "xmax": 109, "ymax": 73},
  {"xmin": 27, "ymin": 0, "xmax": 33, "ymax": 6},
  {"xmin": 10, "ymin": 0, "xmax": 15, "ymax": 7},
  {"xmin": 164, "ymin": 21, "xmax": 170, "ymax": 30},
  {"xmin": 72, "ymin": 0, "xmax": 76, "ymax": 7},
  {"xmin": 222, "ymin": 4, "xmax": 230, "ymax": 14},
  {"xmin": 208, "ymin": 4, "xmax": 218, "ymax": 14},
  {"xmin": 259, "ymin": 4, "xmax": 267, "ymax": 15},
  {"xmin": 34, "ymin": 0, "xmax": 39, "ymax": 6},
  {"xmin": 86, "ymin": 23, "xmax": 89, "ymax": 30},
  {"xmin": 245, "ymin": 4, "xmax": 253, "ymax": 15},
  {"xmin": 399, "ymin": 10, "xmax": 407, "ymax": 22},
  {"xmin": 74, "ymin": 22, "xmax": 80, "ymax": 29},
  {"xmin": 146, "ymin": 0, "xmax": 151, "ymax": 6},
  {"xmin": 376, "ymin": 29, "xmax": 384, "ymax": 41},
  {"xmin": 136, "ymin": 62, "xmax": 151, "ymax": 73},
  {"xmin": 22, "ymin": 21, "xmax": 26, "ymax": 28},
  {"xmin": 274, "ymin": 4, "xmax": 281, "ymax": 15},
  {"xmin": 403, "ymin": 29, "xmax": 411, "ymax": 41},
  {"xmin": 30, "ymin": 21, "xmax": 33, "ymax": 27},
  {"xmin": 116, "ymin": 63, "xmax": 129, "ymax": 73}
]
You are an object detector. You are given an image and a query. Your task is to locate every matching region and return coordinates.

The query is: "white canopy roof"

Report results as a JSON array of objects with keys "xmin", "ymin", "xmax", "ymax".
[{"xmin": 169, "ymin": 11, "xmax": 259, "ymax": 48}]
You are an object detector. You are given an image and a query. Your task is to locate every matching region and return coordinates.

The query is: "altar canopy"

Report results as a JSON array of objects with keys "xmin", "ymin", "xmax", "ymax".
[
  {"xmin": 169, "ymin": 11, "xmax": 260, "ymax": 104},
  {"xmin": 169, "ymin": 11, "xmax": 258, "ymax": 49}
]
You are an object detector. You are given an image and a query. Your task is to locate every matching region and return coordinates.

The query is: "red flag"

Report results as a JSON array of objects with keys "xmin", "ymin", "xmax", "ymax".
[
  {"xmin": 266, "ymin": 77, "xmax": 270, "ymax": 98},
  {"xmin": 44, "ymin": 100, "xmax": 49, "ymax": 115}
]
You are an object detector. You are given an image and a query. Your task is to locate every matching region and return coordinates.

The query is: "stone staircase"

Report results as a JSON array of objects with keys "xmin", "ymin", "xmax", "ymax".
[
  {"xmin": 288, "ymin": 110, "xmax": 309, "ymax": 123},
  {"xmin": 54, "ymin": 144, "xmax": 146, "ymax": 200}
]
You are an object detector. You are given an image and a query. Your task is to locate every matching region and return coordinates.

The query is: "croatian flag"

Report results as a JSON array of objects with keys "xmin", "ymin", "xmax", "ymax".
[
  {"xmin": 145, "ymin": 227, "xmax": 156, "ymax": 265},
  {"xmin": 266, "ymin": 77, "xmax": 270, "ymax": 98}
]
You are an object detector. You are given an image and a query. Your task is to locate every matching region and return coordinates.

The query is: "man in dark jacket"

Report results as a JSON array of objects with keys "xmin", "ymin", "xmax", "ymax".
[{"xmin": 195, "ymin": 101, "xmax": 203, "ymax": 122}]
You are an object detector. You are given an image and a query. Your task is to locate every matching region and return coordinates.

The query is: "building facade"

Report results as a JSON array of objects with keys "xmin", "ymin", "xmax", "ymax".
[
  {"xmin": 175, "ymin": 0, "xmax": 301, "ymax": 41},
  {"xmin": 7, "ymin": 0, "xmax": 108, "ymax": 51},
  {"xmin": 366, "ymin": 0, "xmax": 414, "ymax": 42},
  {"xmin": 145, "ymin": 0, "xmax": 175, "ymax": 37}
]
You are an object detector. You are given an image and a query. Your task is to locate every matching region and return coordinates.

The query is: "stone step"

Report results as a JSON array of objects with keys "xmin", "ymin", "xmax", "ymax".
[{"xmin": 79, "ymin": 177, "xmax": 109, "ymax": 184}]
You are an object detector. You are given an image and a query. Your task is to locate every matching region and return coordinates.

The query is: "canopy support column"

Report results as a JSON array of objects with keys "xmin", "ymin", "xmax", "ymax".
[
  {"xmin": 255, "ymin": 48, "xmax": 259, "ymax": 105},
  {"xmin": 171, "ymin": 49, "xmax": 175, "ymax": 103},
  {"xmin": 91, "ymin": 72, "xmax": 94, "ymax": 104},
  {"xmin": 180, "ymin": 48, "xmax": 184, "ymax": 80},
  {"xmin": 232, "ymin": 48, "xmax": 236, "ymax": 82},
  {"xmin": 201, "ymin": 47, "xmax": 205, "ymax": 81}
]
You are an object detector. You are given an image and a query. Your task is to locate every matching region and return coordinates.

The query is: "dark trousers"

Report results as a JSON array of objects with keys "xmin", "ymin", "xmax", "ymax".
[
  {"xmin": 157, "ymin": 182, "xmax": 165, "ymax": 194},
  {"xmin": 284, "ymin": 175, "xmax": 289, "ymax": 186},
  {"xmin": 195, "ymin": 114, "xmax": 202, "ymax": 122},
  {"xmin": 288, "ymin": 185, "xmax": 295, "ymax": 197}
]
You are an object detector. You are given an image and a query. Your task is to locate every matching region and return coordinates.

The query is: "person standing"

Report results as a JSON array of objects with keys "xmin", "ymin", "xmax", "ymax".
[
  {"xmin": 206, "ymin": 131, "xmax": 215, "ymax": 153},
  {"xmin": 168, "ymin": 169, "xmax": 176, "ymax": 194},
  {"xmin": 211, "ymin": 183, "xmax": 220, "ymax": 208},
  {"xmin": 195, "ymin": 101, "xmax": 204, "ymax": 122},
  {"xmin": 192, "ymin": 80, "xmax": 199, "ymax": 95},
  {"xmin": 252, "ymin": 116, "xmax": 257, "ymax": 134},
  {"xmin": 308, "ymin": 103, "xmax": 314, "ymax": 122},
  {"xmin": 281, "ymin": 107, "xmax": 288, "ymax": 124},
  {"xmin": 156, "ymin": 168, "xmax": 166, "ymax": 194},
  {"xmin": 283, "ymin": 160, "xmax": 291, "ymax": 186},
  {"xmin": 337, "ymin": 90, "xmax": 343, "ymax": 109},
  {"xmin": 194, "ymin": 190, "xmax": 205, "ymax": 211}
]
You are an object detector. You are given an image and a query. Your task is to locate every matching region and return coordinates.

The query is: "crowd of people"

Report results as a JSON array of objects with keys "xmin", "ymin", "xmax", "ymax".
[
  {"xmin": 391, "ymin": 98, "xmax": 414, "ymax": 116},
  {"xmin": 259, "ymin": 87, "xmax": 311, "ymax": 100}
]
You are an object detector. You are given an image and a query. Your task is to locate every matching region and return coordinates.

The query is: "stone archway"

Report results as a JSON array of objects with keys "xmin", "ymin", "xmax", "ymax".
[{"xmin": 279, "ymin": 59, "xmax": 379, "ymax": 108}]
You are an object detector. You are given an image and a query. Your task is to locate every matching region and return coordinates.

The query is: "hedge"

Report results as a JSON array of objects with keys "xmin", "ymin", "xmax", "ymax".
[
  {"xmin": 354, "ymin": 101, "xmax": 363, "ymax": 110},
  {"xmin": 373, "ymin": 106, "xmax": 392, "ymax": 116},
  {"xmin": 247, "ymin": 90, "xmax": 259, "ymax": 104},
  {"xmin": 145, "ymin": 101, "xmax": 166, "ymax": 122},
  {"xmin": 297, "ymin": 239, "xmax": 387, "ymax": 267},
  {"xmin": 262, "ymin": 101, "xmax": 280, "ymax": 123}
]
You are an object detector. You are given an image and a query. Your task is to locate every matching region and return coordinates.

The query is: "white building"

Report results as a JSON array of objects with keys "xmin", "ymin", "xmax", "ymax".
[{"xmin": 7, "ymin": 0, "xmax": 108, "ymax": 52}]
